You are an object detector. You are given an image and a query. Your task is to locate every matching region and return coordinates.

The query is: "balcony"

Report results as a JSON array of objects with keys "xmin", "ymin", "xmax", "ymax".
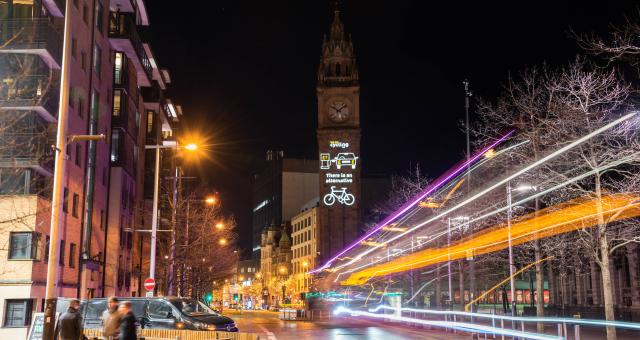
[
  {"xmin": 0, "ymin": 74, "xmax": 59, "ymax": 122},
  {"xmin": 0, "ymin": 19, "xmax": 63, "ymax": 69},
  {"xmin": 108, "ymin": 12, "xmax": 152, "ymax": 87},
  {"xmin": 0, "ymin": 133, "xmax": 54, "ymax": 176}
]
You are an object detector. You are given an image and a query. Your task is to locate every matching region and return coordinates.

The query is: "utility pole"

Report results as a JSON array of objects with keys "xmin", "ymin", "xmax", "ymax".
[
  {"xmin": 42, "ymin": 1, "xmax": 72, "ymax": 338},
  {"xmin": 463, "ymin": 79, "xmax": 475, "ymax": 315}
]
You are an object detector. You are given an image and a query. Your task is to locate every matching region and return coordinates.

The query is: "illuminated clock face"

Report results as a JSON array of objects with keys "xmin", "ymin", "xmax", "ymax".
[{"xmin": 328, "ymin": 101, "xmax": 350, "ymax": 122}]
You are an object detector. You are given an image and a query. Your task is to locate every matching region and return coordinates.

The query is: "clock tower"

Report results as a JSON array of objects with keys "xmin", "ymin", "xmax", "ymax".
[{"xmin": 316, "ymin": 7, "xmax": 361, "ymax": 265}]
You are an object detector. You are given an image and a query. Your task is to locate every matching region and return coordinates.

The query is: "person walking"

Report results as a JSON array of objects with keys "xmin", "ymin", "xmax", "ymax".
[
  {"xmin": 55, "ymin": 299, "xmax": 83, "ymax": 340},
  {"xmin": 101, "ymin": 297, "xmax": 121, "ymax": 340},
  {"xmin": 118, "ymin": 301, "xmax": 138, "ymax": 340}
]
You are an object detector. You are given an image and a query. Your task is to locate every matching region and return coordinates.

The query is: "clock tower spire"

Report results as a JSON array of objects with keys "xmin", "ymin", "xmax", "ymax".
[{"xmin": 316, "ymin": 4, "xmax": 361, "ymax": 266}]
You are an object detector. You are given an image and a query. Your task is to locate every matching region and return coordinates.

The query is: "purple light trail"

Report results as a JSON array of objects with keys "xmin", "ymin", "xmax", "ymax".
[{"xmin": 310, "ymin": 130, "xmax": 515, "ymax": 274}]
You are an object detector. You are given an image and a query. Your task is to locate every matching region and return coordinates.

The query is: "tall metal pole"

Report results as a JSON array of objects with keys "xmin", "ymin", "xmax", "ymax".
[
  {"xmin": 506, "ymin": 182, "xmax": 517, "ymax": 322},
  {"xmin": 447, "ymin": 218, "xmax": 453, "ymax": 310},
  {"xmin": 43, "ymin": 0, "xmax": 73, "ymax": 338},
  {"xmin": 463, "ymin": 79, "xmax": 475, "ymax": 315},
  {"xmin": 167, "ymin": 165, "xmax": 179, "ymax": 295},
  {"xmin": 150, "ymin": 146, "xmax": 160, "ymax": 282}
]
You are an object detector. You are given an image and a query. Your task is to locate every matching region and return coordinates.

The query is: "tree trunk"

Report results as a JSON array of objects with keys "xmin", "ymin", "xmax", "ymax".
[
  {"xmin": 547, "ymin": 262, "xmax": 555, "ymax": 306},
  {"xmin": 594, "ymin": 174, "xmax": 617, "ymax": 340},
  {"xmin": 534, "ymin": 239, "xmax": 545, "ymax": 332}
]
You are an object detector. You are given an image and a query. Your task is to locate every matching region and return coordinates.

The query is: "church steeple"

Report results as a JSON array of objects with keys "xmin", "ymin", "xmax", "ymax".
[{"xmin": 318, "ymin": 5, "xmax": 359, "ymax": 87}]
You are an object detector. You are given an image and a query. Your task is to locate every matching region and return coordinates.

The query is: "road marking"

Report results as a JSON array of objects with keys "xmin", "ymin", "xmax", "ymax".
[{"xmin": 257, "ymin": 324, "xmax": 277, "ymax": 340}]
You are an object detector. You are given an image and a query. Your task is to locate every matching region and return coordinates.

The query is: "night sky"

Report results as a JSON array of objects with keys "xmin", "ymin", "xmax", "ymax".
[{"xmin": 146, "ymin": 1, "xmax": 638, "ymax": 255}]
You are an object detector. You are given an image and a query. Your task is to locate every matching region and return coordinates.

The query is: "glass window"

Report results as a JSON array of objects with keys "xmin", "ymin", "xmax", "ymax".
[
  {"xmin": 111, "ymin": 131, "xmax": 120, "ymax": 162},
  {"xmin": 91, "ymin": 90, "xmax": 99, "ymax": 118},
  {"xmin": 114, "ymin": 52, "xmax": 124, "ymax": 85},
  {"xmin": 93, "ymin": 44, "xmax": 102, "ymax": 78},
  {"xmin": 81, "ymin": 51, "xmax": 87, "ymax": 71},
  {"xmin": 63, "ymin": 187, "xmax": 69, "ymax": 212},
  {"xmin": 135, "ymin": 111, "xmax": 140, "ymax": 128},
  {"xmin": 146, "ymin": 111, "xmax": 154, "ymax": 134},
  {"xmin": 148, "ymin": 300, "xmax": 173, "ymax": 319},
  {"xmin": 95, "ymin": 0, "xmax": 104, "ymax": 33},
  {"xmin": 9, "ymin": 232, "xmax": 37, "ymax": 260},
  {"xmin": 44, "ymin": 236, "xmax": 50, "ymax": 262},
  {"xmin": 82, "ymin": 5, "xmax": 88, "ymax": 24},
  {"xmin": 4, "ymin": 300, "xmax": 32, "ymax": 327},
  {"xmin": 71, "ymin": 38, "xmax": 77, "ymax": 59},
  {"xmin": 75, "ymin": 144, "xmax": 82, "ymax": 167},
  {"xmin": 100, "ymin": 210, "xmax": 105, "ymax": 230},
  {"xmin": 69, "ymin": 243, "xmax": 76, "ymax": 268},
  {"xmin": 112, "ymin": 89, "xmax": 122, "ymax": 116},
  {"xmin": 59, "ymin": 240, "xmax": 65, "ymax": 266},
  {"xmin": 78, "ymin": 95, "xmax": 84, "ymax": 117},
  {"xmin": 72, "ymin": 193, "xmax": 79, "ymax": 218}
]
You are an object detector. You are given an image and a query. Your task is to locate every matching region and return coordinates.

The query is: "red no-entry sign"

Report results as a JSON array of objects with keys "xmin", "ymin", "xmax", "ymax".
[{"xmin": 144, "ymin": 278, "xmax": 155, "ymax": 291}]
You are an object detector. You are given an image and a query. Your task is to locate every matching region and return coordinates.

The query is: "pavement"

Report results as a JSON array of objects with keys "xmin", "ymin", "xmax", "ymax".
[
  {"xmin": 224, "ymin": 309, "xmax": 640, "ymax": 340},
  {"xmin": 225, "ymin": 310, "xmax": 469, "ymax": 340}
]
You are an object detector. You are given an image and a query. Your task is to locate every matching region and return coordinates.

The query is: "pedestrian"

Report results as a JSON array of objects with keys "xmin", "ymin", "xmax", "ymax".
[
  {"xmin": 118, "ymin": 301, "xmax": 138, "ymax": 340},
  {"xmin": 101, "ymin": 297, "xmax": 120, "ymax": 340},
  {"xmin": 55, "ymin": 298, "xmax": 83, "ymax": 340}
]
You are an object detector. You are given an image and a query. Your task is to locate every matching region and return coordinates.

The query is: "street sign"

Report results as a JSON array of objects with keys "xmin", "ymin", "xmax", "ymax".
[
  {"xmin": 144, "ymin": 277, "xmax": 156, "ymax": 291},
  {"xmin": 146, "ymin": 291, "xmax": 153, "ymax": 297}
]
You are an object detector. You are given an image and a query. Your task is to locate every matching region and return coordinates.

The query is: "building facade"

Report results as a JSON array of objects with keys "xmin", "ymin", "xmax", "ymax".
[
  {"xmin": 316, "ymin": 8, "xmax": 361, "ymax": 266},
  {"xmin": 291, "ymin": 202, "xmax": 318, "ymax": 299},
  {"xmin": 252, "ymin": 152, "xmax": 318, "ymax": 259},
  {"xmin": 0, "ymin": 0, "xmax": 172, "ymax": 337}
]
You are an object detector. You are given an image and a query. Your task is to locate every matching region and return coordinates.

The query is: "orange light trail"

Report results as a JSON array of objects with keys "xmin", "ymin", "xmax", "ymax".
[{"xmin": 341, "ymin": 194, "xmax": 640, "ymax": 286}]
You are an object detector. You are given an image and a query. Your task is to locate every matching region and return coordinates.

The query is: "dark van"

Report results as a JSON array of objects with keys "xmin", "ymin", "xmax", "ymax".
[{"xmin": 81, "ymin": 297, "xmax": 238, "ymax": 332}]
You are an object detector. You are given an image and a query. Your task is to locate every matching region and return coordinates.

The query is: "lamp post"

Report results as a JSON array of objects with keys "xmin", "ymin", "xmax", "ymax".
[
  {"xmin": 145, "ymin": 141, "xmax": 198, "ymax": 287},
  {"xmin": 506, "ymin": 182, "xmax": 537, "ymax": 320}
]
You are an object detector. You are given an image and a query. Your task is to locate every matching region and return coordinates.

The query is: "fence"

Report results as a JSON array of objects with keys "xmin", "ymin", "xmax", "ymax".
[{"xmin": 83, "ymin": 329, "xmax": 260, "ymax": 340}]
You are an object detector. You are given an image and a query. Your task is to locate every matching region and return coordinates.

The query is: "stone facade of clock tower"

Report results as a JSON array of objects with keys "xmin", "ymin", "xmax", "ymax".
[{"xmin": 316, "ymin": 8, "xmax": 361, "ymax": 265}]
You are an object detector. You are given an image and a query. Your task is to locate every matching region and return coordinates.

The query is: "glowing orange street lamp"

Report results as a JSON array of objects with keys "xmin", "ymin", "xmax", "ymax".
[
  {"xmin": 215, "ymin": 222, "xmax": 224, "ymax": 230},
  {"xmin": 205, "ymin": 196, "xmax": 217, "ymax": 205},
  {"xmin": 218, "ymin": 238, "xmax": 227, "ymax": 246},
  {"xmin": 185, "ymin": 143, "xmax": 198, "ymax": 151}
]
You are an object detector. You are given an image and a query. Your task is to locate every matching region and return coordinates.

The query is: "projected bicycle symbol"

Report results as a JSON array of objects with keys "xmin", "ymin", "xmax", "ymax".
[{"xmin": 323, "ymin": 186, "xmax": 355, "ymax": 206}]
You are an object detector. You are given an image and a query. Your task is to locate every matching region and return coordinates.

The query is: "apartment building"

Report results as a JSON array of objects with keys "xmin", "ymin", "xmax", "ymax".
[{"xmin": 0, "ymin": 0, "xmax": 173, "ymax": 337}]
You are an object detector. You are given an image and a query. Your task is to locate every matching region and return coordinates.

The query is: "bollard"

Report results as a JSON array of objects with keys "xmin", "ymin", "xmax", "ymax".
[
  {"xmin": 491, "ymin": 311, "xmax": 496, "ymax": 339},
  {"xmin": 520, "ymin": 320, "xmax": 525, "ymax": 340},
  {"xmin": 563, "ymin": 322, "xmax": 568, "ymax": 339},
  {"xmin": 574, "ymin": 314, "xmax": 581, "ymax": 340},
  {"xmin": 501, "ymin": 319, "xmax": 505, "ymax": 340},
  {"xmin": 557, "ymin": 323, "xmax": 562, "ymax": 337}
]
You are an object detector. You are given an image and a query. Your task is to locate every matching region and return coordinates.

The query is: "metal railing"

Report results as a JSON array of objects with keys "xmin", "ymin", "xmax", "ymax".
[
  {"xmin": 0, "ymin": 18, "xmax": 62, "ymax": 63},
  {"xmin": 108, "ymin": 12, "xmax": 153, "ymax": 80}
]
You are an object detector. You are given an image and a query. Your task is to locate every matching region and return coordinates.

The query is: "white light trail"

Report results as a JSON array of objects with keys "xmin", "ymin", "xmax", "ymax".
[
  {"xmin": 333, "ymin": 306, "xmax": 563, "ymax": 340},
  {"xmin": 368, "ymin": 305, "xmax": 640, "ymax": 331},
  {"xmin": 333, "ymin": 112, "xmax": 637, "ymax": 273}
]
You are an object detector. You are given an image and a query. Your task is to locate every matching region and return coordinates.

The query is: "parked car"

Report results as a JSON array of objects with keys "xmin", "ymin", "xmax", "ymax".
[{"xmin": 81, "ymin": 297, "xmax": 238, "ymax": 332}]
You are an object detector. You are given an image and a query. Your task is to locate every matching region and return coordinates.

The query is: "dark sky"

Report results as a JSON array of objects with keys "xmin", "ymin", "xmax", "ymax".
[{"xmin": 146, "ymin": 1, "xmax": 638, "ymax": 255}]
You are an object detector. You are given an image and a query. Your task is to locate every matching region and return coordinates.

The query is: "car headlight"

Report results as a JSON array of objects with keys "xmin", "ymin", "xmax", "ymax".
[{"xmin": 193, "ymin": 321, "xmax": 207, "ymax": 330}]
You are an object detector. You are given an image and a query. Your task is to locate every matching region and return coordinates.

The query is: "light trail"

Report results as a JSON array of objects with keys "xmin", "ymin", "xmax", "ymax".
[
  {"xmin": 341, "ymin": 194, "xmax": 640, "ymax": 285},
  {"xmin": 333, "ymin": 306, "xmax": 562, "ymax": 340},
  {"xmin": 331, "ymin": 112, "xmax": 637, "ymax": 274},
  {"xmin": 310, "ymin": 130, "xmax": 516, "ymax": 273},
  {"xmin": 333, "ymin": 153, "xmax": 638, "ymax": 282},
  {"xmin": 367, "ymin": 305, "xmax": 640, "ymax": 331}
]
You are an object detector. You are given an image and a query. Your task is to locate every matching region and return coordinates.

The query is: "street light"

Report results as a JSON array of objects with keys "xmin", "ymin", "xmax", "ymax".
[
  {"xmin": 145, "ymin": 141, "xmax": 199, "ymax": 285},
  {"xmin": 185, "ymin": 143, "xmax": 198, "ymax": 151},
  {"xmin": 215, "ymin": 222, "xmax": 224, "ymax": 230},
  {"xmin": 205, "ymin": 196, "xmax": 217, "ymax": 205},
  {"xmin": 219, "ymin": 238, "xmax": 228, "ymax": 246},
  {"xmin": 506, "ymin": 182, "xmax": 536, "ymax": 319}
]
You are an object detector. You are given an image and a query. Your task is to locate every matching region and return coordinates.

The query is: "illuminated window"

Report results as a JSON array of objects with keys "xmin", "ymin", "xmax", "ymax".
[
  {"xmin": 111, "ymin": 131, "xmax": 120, "ymax": 162},
  {"xmin": 114, "ymin": 52, "xmax": 124, "ymax": 85},
  {"xmin": 146, "ymin": 111, "xmax": 154, "ymax": 134},
  {"xmin": 93, "ymin": 44, "xmax": 102, "ymax": 78},
  {"xmin": 112, "ymin": 89, "xmax": 122, "ymax": 116}
]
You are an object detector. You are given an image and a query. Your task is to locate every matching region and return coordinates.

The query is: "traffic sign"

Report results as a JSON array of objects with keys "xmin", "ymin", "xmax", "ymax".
[
  {"xmin": 145, "ymin": 291, "xmax": 153, "ymax": 297},
  {"xmin": 144, "ymin": 278, "xmax": 156, "ymax": 291}
]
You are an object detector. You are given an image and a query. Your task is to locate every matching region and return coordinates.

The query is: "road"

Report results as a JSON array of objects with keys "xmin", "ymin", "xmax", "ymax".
[{"xmin": 226, "ymin": 310, "xmax": 469, "ymax": 340}]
